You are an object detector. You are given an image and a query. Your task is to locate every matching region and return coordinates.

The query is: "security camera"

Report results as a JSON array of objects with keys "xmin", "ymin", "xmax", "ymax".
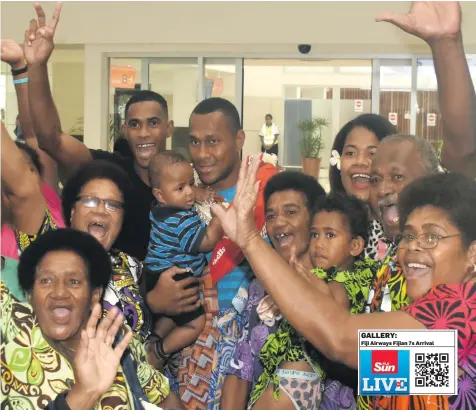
[{"xmin": 298, "ymin": 44, "xmax": 311, "ymax": 54}]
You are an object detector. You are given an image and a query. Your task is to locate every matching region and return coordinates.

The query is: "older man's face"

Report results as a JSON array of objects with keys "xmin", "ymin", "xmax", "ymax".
[{"xmin": 369, "ymin": 140, "xmax": 426, "ymax": 240}]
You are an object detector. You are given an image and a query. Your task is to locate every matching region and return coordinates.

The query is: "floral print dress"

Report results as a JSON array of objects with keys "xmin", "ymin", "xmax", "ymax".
[
  {"xmin": 14, "ymin": 207, "xmax": 154, "ymax": 342},
  {"xmin": 0, "ymin": 282, "xmax": 170, "ymax": 410},
  {"xmin": 248, "ymin": 260, "xmax": 378, "ymax": 410},
  {"xmin": 373, "ymin": 282, "xmax": 476, "ymax": 409},
  {"xmin": 227, "ymin": 279, "xmax": 279, "ymax": 391}
]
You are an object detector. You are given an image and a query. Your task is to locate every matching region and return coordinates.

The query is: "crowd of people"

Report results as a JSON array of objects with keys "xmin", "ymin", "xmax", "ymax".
[{"xmin": 1, "ymin": 1, "xmax": 475, "ymax": 410}]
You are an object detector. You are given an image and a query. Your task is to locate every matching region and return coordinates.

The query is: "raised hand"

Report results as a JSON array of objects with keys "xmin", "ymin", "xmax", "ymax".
[
  {"xmin": 376, "ymin": 2, "xmax": 461, "ymax": 44},
  {"xmin": 212, "ymin": 156, "xmax": 261, "ymax": 249},
  {"xmin": 23, "ymin": 2, "xmax": 62, "ymax": 65},
  {"xmin": 73, "ymin": 304, "xmax": 133, "ymax": 398},
  {"xmin": 1, "ymin": 39, "xmax": 25, "ymax": 70}
]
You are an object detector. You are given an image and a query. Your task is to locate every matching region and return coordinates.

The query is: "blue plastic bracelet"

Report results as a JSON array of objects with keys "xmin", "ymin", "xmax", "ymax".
[{"xmin": 13, "ymin": 77, "xmax": 28, "ymax": 85}]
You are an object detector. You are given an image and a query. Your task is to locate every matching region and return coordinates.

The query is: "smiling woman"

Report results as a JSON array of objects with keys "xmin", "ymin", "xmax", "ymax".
[
  {"xmin": 214, "ymin": 158, "xmax": 476, "ymax": 409},
  {"xmin": 9, "ymin": 160, "xmax": 155, "ymax": 343},
  {"xmin": 264, "ymin": 171, "xmax": 326, "ymax": 266},
  {"xmin": 1, "ymin": 228, "xmax": 179, "ymax": 410},
  {"xmin": 328, "ymin": 114, "xmax": 397, "ymax": 261},
  {"xmin": 60, "ymin": 161, "xmax": 154, "ymax": 341}
]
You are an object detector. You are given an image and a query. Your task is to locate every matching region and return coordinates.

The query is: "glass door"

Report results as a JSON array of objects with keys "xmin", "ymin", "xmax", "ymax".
[
  {"xmin": 108, "ymin": 57, "xmax": 244, "ymax": 156},
  {"xmin": 146, "ymin": 58, "xmax": 199, "ymax": 156}
]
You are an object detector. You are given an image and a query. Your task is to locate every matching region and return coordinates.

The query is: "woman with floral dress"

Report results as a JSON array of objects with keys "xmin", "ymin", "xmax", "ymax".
[
  {"xmin": 214, "ymin": 157, "xmax": 476, "ymax": 410},
  {"xmin": 1, "ymin": 128, "xmax": 153, "ymax": 341},
  {"xmin": 1, "ymin": 228, "xmax": 182, "ymax": 409}
]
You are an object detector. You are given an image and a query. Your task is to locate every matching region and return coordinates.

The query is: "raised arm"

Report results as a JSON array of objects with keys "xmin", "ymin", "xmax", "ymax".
[
  {"xmin": 1, "ymin": 38, "xmax": 59, "ymax": 192},
  {"xmin": 198, "ymin": 215, "xmax": 223, "ymax": 252},
  {"xmin": 1, "ymin": 121, "xmax": 46, "ymax": 235},
  {"xmin": 24, "ymin": 2, "xmax": 91, "ymax": 174},
  {"xmin": 241, "ymin": 234, "xmax": 425, "ymax": 368},
  {"xmin": 213, "ymin": 157, "xmax": 425, "ymax": 368},
  {"xmin": 377, "ymin": 1, "xmax": 476, "ymax": 178}
]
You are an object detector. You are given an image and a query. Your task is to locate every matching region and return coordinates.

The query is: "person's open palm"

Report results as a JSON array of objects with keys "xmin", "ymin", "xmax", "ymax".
[
  {"xmin": 1, "ymin": 40, "xmax": 25, "ymax": 68},
  {"xmin": 73, "ymin": 304, "xmax": 133, "ymax": 397},
  {"xmin": 376, "ymin": 2, "xmax": 461, "ymax": 44},
  {"xmin": 212, "ymin": 156, "xmax": 261, "ymax": 249},
  {"xmin": 23, "ymin": 2, "xmax": 62, "ymax": 65}
]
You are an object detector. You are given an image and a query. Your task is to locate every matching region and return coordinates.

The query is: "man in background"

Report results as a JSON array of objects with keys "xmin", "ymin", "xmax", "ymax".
[{"xmin": 259, "ymin": 114, "xmax": 279, "ymax": 156}]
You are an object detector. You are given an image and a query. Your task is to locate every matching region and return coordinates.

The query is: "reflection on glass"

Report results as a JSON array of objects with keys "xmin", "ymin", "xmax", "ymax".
[
  {"xmin": 416, "ymin": 59, "xmax": 440, "ymax": 146},
  {"xmin": 243, "ymin": 59, "xmax": 372, "ymax": 191},
  {"xmin": 417, "ymin": 57, "xmax": 476, "ymax": 149},
  {"xmin": 148, "ymin": 62, "xmax": 198, "ymax": 156},
  {"xmin": 204, "ymin": 64, "xmax": 236, "ymax": 103},
  {"xmin": 108, "ymin": 58, "xmax": 142, "ymax": 151},
  {"xmin": 379, "ymin": 64, "xmax": 412, "ymax": 135},
  {"xmin": 416, "ymin": 59, "xmax": 438, "ymax": 147}
]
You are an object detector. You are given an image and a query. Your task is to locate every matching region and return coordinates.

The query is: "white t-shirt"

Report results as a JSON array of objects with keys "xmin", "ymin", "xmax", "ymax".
[{"xmin": 260, "ymin": 123, "xmax": 279, "ymax": 147}]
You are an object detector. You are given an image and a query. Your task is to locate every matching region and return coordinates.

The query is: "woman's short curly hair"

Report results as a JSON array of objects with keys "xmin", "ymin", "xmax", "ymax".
[
  {"xmin": 329, "ymin": 114, "xmax": 396, "ymax": 194},
  {"xmin": 264, "ymin": 171, "xmax": 326, "ymax": 214},
  {"xmin": 18, "ymin": 228, "xmax": 113, "ymax": 293},
  {"xmin": 61, "ymin": 160, "xmax": 134, "ymax": 226},
  {"xmin": 399, "ymin": 173, "xmax": 476, "ymax": 248}
]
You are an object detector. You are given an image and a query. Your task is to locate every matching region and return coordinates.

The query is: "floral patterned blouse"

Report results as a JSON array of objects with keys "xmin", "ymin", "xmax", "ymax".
[
  {"xmin": 373, "ymin": 282, "xmax": 476, "ymax": 410},
  {"xmin": 15, "ymin": 208, "xmax": 153, "ymax": 342},
  {"xmin": 227, "ymin": 279, "xmax": 279, "ymax": 390},
  {"xmin": 0, "ymin": 282, "xmax": 170, "ymax": 410}
]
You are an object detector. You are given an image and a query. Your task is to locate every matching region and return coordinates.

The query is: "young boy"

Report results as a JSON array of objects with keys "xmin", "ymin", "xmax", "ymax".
[
  {"xmin": 144, "ymin": 151, "xmax": 223, "ymax": 367},
  {"xmin": 249, "ymin": 192, "xmax": 375, "ymax": 410}
]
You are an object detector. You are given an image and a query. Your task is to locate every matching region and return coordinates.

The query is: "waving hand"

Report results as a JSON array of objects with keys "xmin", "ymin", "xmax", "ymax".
[
  {"xmin": 376, "ymin": 2, "xmax": 461, "ymax": 45},
  {"xmin": 24, "ymin": 2, "xmax": 62, "ymax": 65}
]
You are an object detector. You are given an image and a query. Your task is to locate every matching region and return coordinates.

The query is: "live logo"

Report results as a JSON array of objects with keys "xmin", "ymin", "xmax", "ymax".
[
  {"xmin": 361, "ymin": 377, "xmax": 408, "ymax": 393},
  {"xmin": 359, "ymin": 349, "xmax": 410, "ymax": 395}
]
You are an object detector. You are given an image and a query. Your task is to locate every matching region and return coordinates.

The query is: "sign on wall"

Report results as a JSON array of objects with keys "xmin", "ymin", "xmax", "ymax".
[
  {"xmin": 388, "ymin": 112, "xmax": 398, "ymax": 126},
  {"xmin": 354, "ymin": 100, "xmax": 363, "ymax": 113},
  {"xmin": 110, "ymin": 66, "xmax": 136, "ymax": 89},
  {"xmin": 427, "ymin": 113, "xmax": 436, "ymax": 127}
]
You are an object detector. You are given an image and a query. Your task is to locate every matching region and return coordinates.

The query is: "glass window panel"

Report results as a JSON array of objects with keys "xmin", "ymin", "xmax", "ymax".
[
  {"xmin": 243, "ymin": 59, "xmax": 372, "ymax": 191},
  {"xmin": 379, "ymin": 63, "xmax": 412, "ymax": 135},
  {"xmin": 416, "ymin": 56, "xmax": 476, "ymax": 150}
]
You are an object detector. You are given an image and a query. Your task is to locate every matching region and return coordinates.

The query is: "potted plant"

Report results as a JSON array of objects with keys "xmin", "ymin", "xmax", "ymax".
[{"xmin": 299, "ymin": 116, "xmax": 329, "ymax": 178}]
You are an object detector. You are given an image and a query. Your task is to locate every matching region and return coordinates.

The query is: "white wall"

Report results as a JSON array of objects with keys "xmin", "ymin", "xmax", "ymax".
[
  {"xmin": 3, "ymin": 2, "xmax": 476, "ymax": 54},
  {"xmin": 4, "ymin": 1, "xmax": 476, "ymax": 152}
]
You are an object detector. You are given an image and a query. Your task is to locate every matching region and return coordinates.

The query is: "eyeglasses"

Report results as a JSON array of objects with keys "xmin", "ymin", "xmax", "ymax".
[
  {"xmin": 76, "ymin": 195, "xmax": 123, "ymax": 212},
  {"xmin": 396, "ymin": 233, "xmax": 460, "ymax": 250}
]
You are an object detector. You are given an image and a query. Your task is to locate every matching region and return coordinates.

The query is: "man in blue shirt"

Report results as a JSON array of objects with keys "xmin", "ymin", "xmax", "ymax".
[{"xmin": 175, "ymin": 98, "xmax": 254, "ymax": 410}]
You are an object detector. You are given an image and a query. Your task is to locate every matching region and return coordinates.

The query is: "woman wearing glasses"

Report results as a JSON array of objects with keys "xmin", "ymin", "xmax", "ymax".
[
  {"xmin": 213, "ymin": 157, "xmax": 476, "ymax": 409},
  {"xmin": 58, "ymin": 160, "xmax": 156, "ymax": 342},
  {"xmin": 2, "ymin": 130, "xmax": 153, "ymax": 342}
]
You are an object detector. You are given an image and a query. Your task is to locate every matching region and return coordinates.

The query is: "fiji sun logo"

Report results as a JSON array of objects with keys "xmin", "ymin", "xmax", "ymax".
[{"xmin": 359, "ymin": 350, "xmax": 410, "ymax": 395}]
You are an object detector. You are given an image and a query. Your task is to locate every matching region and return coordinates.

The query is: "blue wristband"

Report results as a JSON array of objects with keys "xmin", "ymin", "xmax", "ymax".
[{"xmin": 13, "ymin": 77, "xmax": 28, "ymax": 85}]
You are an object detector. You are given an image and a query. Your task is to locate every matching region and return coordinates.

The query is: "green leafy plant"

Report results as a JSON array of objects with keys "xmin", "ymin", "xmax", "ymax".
[
  {"xmin": 299, "ymin": 117, "xmax": 329, "ymax": 159},
  {"xmin": 436, "ymin": 139, "xmax": 443, "ymax": 160}
]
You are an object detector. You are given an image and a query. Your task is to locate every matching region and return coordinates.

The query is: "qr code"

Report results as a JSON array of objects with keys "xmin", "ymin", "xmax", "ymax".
[{"xmin": 414, "ymin": 352, "xmax": 450, "ymax": 388}]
